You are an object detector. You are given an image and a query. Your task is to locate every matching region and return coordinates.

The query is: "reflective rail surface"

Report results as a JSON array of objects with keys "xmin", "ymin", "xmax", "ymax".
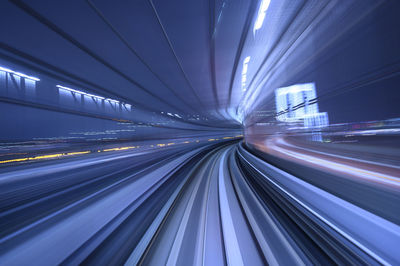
[{"xmin": 0, "ymin": 141, "xmax": 399, "ymax": 265}]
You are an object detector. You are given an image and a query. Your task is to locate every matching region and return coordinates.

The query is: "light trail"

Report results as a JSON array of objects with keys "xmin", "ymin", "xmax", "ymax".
[
  {"xmin": 268, "ymin": 137, "xmax": 400, "ymax": 187},
  {"xmin": 0, "ymin": 151, "xmax": 91, "ymax": 164},
  {"xmin": 0, "ymin": 136, "xmax": 240, "ymax": 165}
]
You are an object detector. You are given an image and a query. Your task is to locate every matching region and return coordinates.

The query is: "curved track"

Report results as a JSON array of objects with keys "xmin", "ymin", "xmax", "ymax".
[{"xmin": 0, "ymin": 141, "xmax": 399, "ymax": 265}]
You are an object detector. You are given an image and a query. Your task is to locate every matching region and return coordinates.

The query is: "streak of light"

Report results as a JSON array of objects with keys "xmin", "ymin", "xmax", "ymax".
[
  {"xmin": 102, "ymin": 146, "xmax": 136, "ymax": 152},
  {"xmin": 0, "ymin": 66, "xmax": 40, "ymax": 81},
  {"xmin": 242, "ymin": 56, "xmax": 251, "ymax": 91},
  {"xmin": 269, "ymin": 138, "xmax": 400, "ymax": 186},
  {"xmin": 0, "ymin": 143, "xmax": 147, "ymax": 165},
  {"xmin": 0, "ymin": 151, "xmax": 91, "ymax": 164},
  {"xmin": 65, "ymin": 151, "xmax": 91, "ymax": 156},
  {"xmin": 253, "ymin": 0, "xmax": 271, "ymax": 33},
  {"xmin": 57, "ymin": 85, "xmax": 133, "ymax": 109},
  {"xmin": 57, "ymin": 85, "xmax": 105, "ymax": 100}
]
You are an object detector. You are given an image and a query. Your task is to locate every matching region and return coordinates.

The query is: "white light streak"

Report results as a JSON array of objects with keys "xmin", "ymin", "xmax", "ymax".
[
  {"xmin": 276, "ymin": 85, "xmax": 313, "ymax": 96},
  {"xmin": 0, "ymin": 66, "xmax": 40, "ymax": 81},
  {"xmin": 253, "ymin": 0, "xmax": 271, "ymax": 33},
  {"xmin": 57, "ymin": 85, "xmax": 132, "ymax": 109},
  {"xmin": 242, "ymin": 56, "xmax": 251, "ymax": 91},
  {"xmin": 57, "ymin": 85, "xmax": 88, "ymax": 95},
  {"xmin": 106, "ymin": 98, "xmax": 119, "ymax": 104}
]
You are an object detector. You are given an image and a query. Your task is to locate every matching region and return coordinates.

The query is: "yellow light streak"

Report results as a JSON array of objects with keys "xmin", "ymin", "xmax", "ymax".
[
  {"xmin": 103, "ymin": 146, "xmax": 135, "ymax": 152},
  {"xmin": 0, "ymin": 158, "xmax": 29, "ymax": 164},
  {"xmin": 0, "ymin": 151, "xmax": 91, "ymax": 164},
  {"xmin": 65, "ymin": 151, "xmax": 90, "ymax": 156}
]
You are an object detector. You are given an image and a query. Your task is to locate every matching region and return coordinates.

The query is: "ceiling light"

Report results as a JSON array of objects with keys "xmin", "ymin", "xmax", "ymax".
[{"xmin": 253, "ymin": 0, "xmax": 271, "ymax": 33}]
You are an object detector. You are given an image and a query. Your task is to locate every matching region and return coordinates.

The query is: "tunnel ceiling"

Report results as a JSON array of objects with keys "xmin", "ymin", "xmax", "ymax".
[
  {"xmin": 0, "ymin": 0, "xmax": 256, "ymax": 124},
  {"xmin": 0, "ymin": 0, "xmax": 361, "ymax": 128},
  {"xmin": 0, "ymin": 0, "xmax": 273, "ymax": 126}
]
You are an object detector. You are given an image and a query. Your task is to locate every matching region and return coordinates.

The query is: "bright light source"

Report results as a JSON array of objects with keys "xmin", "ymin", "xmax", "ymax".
[
  {"xmin": 106, "ymin": 98, "xmax": 119, "ymax": 104},
  {"xmin": 0, "ymin": 66, "xmax": 40, "ymax": 81},
  {"xmin": 85, "ymin": 93, "xmax": 105, "ymax": 100},
  {"xmin": 57, "ymin": 85, "xmax": 88, "ymax": 95},
  {"xmin": 260, "ymin": 0, "xmax": 271, "ymax": 12},
  {"xmin": 242, "ymin": 64, "xmax": 248, "ymax": 75},
  {"xmin": 242, "ymin": 56, "xmax": 251, "ymax": 91},
  {"xmin": 253, "ymin": 0, "xmax": 271, "ymax": 33},
  {"xmin": 274, "ymin": 82, "xmax": 328, "ymax": 129},
  {"xmin": 57, "ymin": 85, "xmax": 132, "ymax": 109},
  {"xmin": 276, "ymin": 84, "xmax": 313, "ymax": 96}
]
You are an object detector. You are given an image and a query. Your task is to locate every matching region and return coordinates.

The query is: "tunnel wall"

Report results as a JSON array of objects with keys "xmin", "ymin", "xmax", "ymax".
[{"xmin": 244, "ymin": 1, "xmax": 400, "ymax": 147}]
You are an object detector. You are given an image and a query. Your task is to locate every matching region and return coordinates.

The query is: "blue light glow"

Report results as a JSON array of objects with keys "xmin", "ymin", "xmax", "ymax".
[{"xmin": 0, "ymin": 66, "xmax": 40, "ymax": 81}]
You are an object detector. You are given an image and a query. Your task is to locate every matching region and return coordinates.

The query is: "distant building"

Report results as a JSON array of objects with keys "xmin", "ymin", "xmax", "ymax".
[
  {"xmin": 303, "ymin": 112, "xmax": 329, "ymax": 128},
  {"xmin": 275, "ymin": 82, "xmax": 329, "ymax": 128}
]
